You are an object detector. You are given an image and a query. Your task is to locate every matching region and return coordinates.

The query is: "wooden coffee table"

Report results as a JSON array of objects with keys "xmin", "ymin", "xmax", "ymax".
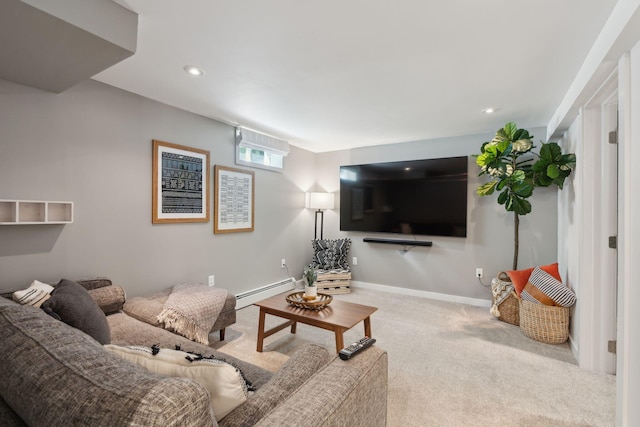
[{"xmin": 254, "ymin": 293, "xmax": 377, "ymax": 353}]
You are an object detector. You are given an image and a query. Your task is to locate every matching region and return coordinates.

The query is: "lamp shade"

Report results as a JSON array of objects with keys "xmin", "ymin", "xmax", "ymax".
[{"xmin": 305, "ymin": 192, "xmax": 335, "ymax": 210}]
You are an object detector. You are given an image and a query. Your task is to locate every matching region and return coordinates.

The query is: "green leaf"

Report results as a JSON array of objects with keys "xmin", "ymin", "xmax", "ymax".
[
  {"xmin": 532, "ymin": 160, "xmax": 547, "ymax": 172},
  {"xmin": 511, "ymin": 169, "xmax": 526, "ymax": 182},
  {"xmin": 476, "ymin": 181, "xmax": 497, "ymax": 196},
  {"xmin": 514, "ymin": 129, "xmax": 532, "ymax": 141},
  {"xmin": 493, "ymin": 129, "xmax": 509, "ymax": 142},
  {"xmin": 506, "ymin": 195, "xmax": 532, "ymax": 215},
  {"xmin": 539, "ymin": 142, "xmax": 562, "ymax": 162},
  {"xmin": 497, "ymin": 190, "xmax": 509, "ymax": 205},
  {"xmin": 503, "ymin": 122, "xmax": 518, "ymax": 140},
  {"xmin": 553, "ymin": 176, "xmax": 566, "ymax": 189},
  {"xmin": 547, "ymin": 164, "xmax": 560, "ymax": 179},
  {"xmin": 558, "ymin": 153, "xmax": 576, "ymax": 170},
  {"xmin": 476, "ymin": 152, "xmax": 494, "ymax": 167},
  {"xmin": 534, "ymin": 173, "xmax": 554, "ymax": 187},
  {"xmin": 496, "ymin": 139, "xmax": 511, "ymax": 153},
  {"xmin": 512, "ymin": 180, "xmax": 534, "ymax": 198},
  {"xmin": 512, "ymin": 139, "xmax": 533, "ymax": 153}
]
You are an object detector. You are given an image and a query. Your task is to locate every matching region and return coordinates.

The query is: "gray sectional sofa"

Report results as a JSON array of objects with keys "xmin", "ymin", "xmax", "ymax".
[{"xmin": 0, "ymin": 279, "xmax": 388, "ymax": 426}]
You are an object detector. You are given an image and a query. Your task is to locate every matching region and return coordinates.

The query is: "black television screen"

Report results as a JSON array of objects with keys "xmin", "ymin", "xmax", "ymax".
[{"xmin": 339, "ymin": 156, "xmax": 468, "ymax": 237}]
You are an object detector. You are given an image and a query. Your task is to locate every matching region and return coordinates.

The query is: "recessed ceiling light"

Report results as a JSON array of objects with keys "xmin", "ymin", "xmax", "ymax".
[
  {"xmin": 481, "ymin": 107, "xmax": 498, "ymax": 114},
  {"xmin": 183, "ymin": 65, "xmax": 205, "ymax": 77}
]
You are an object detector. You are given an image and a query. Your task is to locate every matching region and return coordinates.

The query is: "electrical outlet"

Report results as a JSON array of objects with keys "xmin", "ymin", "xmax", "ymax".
[
  {"xmin": 208, "ymin": 275, "xmax": 215, "ymax": 287},
  {"xmin": 352, "ymin": 257, "xmax": 358, "ymax": 266},
  {"xmin": 281, "ymin": 258, "xmax": 286, "ymax": 268},
  {"xmin": 475, "ymin": 268, "xmax": 483, "ymax": 279}
]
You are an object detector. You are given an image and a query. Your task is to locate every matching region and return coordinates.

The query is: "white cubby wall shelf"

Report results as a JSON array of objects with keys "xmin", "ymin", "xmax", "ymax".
[{"xmin": 0, "ymin": 200, "xmax": 73, "ymax": 225}]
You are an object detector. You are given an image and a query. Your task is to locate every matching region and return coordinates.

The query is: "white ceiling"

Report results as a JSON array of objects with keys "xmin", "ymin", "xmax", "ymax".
[{"xmin": 95, "ymin": 0, "xmax": 618, "ymax": 152}]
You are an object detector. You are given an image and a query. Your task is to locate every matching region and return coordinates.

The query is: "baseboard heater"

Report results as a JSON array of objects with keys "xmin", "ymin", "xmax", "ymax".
[{"xmin": 235, "ymin": 278, "xmax": 295, "ymax": 309}]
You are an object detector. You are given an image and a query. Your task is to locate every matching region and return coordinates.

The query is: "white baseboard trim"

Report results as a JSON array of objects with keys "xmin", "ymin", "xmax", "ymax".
[
  {"xmin": 235, "ymin": 278, "xmax": 296, "ymax": 309},
  {"xmin": 569, "ymin": 334, "xmax": 578, "ymax": 361},
  {"xmin": 351, "ymin": 280, "xmax": 492, "ymax": 308}
]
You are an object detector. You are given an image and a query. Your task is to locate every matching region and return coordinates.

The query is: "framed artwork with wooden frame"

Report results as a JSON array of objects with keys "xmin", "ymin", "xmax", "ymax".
[
  {"xmin": 214, "ymin": 165, "xmax": 255, "ymax": 233},
  {"xmin": 152, "ymin": 140, "xmax": 210, "ymax": 223}
]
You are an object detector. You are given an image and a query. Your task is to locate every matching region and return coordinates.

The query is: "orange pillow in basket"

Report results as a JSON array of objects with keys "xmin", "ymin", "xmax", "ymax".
[{"xmin": 507, "ymin": 262, "xmax": 562, "ymax": 296}]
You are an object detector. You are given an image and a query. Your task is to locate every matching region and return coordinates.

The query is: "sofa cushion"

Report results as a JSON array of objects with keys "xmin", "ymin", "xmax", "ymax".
[
  {"xmin": 0, "ymin": 298, "xmax": 215, "ymax": 427},
  {"xmin": 105, "ymin": 344, "xmax": 252, "ymax": 421},
  {"xmin": 219, "ymin": 344, "xmax": 330, "ymax": 427},
  {"xmin": 521, "ymin": 267, "xmax": 577, "ymax": 307},
  {"xmin": 41, "ymin": 279, "xmax": 111, "ymax": 344},
  {"xmin": 0, "ymin": 396, "xmax": 26, "ymax": 427}
]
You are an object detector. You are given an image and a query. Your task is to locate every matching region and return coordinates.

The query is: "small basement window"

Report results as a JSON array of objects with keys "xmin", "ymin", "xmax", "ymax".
[{"xmin": 236, "ymin": 127, "xmax": 289, "ymax": 172}]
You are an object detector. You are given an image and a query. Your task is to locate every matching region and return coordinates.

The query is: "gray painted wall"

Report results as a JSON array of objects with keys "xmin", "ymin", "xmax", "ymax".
[
  {"xmin": 0, "ymin": 79, "xmax": 316, "ymax": 296},
  {"xmin": 315, "ymin": 131, "xmax": 559, "ymax": 301},
  {"xmin": 0, "ymin": 77, "xmax": 559, "ymax": 303}
]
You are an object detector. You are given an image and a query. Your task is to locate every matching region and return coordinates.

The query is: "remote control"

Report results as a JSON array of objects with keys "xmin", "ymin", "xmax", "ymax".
[{"xmin": 339, "ymin": 337, "xmax": 376, "ymax": 360}]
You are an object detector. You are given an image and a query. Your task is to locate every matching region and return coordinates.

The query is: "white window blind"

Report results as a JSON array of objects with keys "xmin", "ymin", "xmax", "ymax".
[{"xmin": 236, "ymin": 127, "xmax": 289, "ymax": 172}]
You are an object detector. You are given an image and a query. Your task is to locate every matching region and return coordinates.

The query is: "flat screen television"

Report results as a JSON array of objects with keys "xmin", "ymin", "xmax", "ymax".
[{"xmin": 339, "ymin": 156, "xmax": 468, "ymax": 237}]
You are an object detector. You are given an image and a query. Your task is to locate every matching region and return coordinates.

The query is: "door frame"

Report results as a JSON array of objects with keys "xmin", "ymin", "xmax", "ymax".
[{"xmin": 573, "ymin": 70, "xmax": 618, "ymax": 374}]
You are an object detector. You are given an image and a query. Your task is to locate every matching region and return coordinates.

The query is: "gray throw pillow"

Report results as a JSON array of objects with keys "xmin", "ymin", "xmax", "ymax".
[{"xmin": 41, "ymin": 279, "xmax": 111, "ymax": 344}]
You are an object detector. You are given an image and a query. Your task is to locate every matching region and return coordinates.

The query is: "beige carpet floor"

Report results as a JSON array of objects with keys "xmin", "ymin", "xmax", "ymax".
[{"xmin": 213, "ymin": 288, "xmax": 616, "ymax": 426}]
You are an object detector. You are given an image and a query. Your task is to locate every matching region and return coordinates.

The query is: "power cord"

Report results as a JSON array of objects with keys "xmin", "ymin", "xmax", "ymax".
[
  {"xmin": 282, "ymin": 263, "xmax": 301, "ymax": 289},
  {"xmin": 477, "ymin": 276, "xmax": 490, "ymax": 288},
  {"xmin": 398, "ymin": 245, "xmax": 418, "ymax": 255}
]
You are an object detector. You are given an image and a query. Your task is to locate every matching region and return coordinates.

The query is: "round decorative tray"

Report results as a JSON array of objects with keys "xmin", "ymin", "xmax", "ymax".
[{"xmin": 286, "ymin": 292, "xmax": 333, "ymax": 310}]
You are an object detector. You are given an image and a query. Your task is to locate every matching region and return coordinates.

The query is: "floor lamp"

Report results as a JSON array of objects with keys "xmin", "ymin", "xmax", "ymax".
[{"xmin": 305, "ymin": 192, "xmax": 335, "ymax": 240}]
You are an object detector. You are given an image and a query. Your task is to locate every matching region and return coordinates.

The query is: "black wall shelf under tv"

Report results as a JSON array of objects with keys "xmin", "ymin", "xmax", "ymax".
[{"xmin": 363, "ymin": 237, "xmax": 433, "ymax": 247}]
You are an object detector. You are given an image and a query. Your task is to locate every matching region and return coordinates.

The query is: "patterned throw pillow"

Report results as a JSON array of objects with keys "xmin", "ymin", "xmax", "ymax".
[
  {"xmin": 521, "ymin": 267, "xmax": 576, "ymax": 307},
  {"xmin": 311, "ymin": 238, "xmax": 351, "ymax": 270},
  {"xmin": 104, "ymin": 345, "xmax": 253, "ymax": 421}
]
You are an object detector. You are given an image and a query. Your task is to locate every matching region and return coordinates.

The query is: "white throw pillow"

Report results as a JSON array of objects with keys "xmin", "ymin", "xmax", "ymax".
[
  {"xmin": 104, "ymin": 345, "xmax": 252, "ymax": 420},
  {"xmin": 13, "ymin": 280, "xmax": 54, "ymax": 307}
]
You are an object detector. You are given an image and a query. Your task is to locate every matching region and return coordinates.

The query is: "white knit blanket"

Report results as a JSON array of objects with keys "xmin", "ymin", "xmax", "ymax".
[
  {"xmin": 490, "ymin": 277, "xmax": 515, "ymax": 318},
  {"xmin": 157, "ymin": 282, "xmax": 228, "ymax": 345}
]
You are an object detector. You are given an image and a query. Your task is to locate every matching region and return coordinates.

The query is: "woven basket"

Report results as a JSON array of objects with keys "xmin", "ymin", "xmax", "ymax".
[
  {"xmin": 496, "ymin": 291, "xmax": 520, "ymax": 326},
  {"xmin": 519, "ymin": 299, "xmax": 570, "ymax": 344},
  {"xmin": 491, "ymin": 272, "xmax": 519, "ymax": 326}
]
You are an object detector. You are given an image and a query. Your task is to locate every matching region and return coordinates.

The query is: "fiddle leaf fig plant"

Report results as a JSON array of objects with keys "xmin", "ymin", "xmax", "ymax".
[{"xmin": 474, "ymin": 122, "xmax": 576, "ymax": 269}]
